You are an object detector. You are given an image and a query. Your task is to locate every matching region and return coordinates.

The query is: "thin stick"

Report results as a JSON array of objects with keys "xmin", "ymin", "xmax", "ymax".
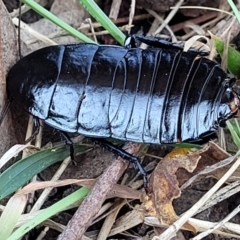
[{"xmin": 57, "ymin": 142, "xmax": 142, "ymax": 240}]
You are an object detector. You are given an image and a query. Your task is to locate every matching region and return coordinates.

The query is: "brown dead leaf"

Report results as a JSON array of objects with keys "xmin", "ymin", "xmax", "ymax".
[
  {"xmin": 179, "ymin": 142, "xmax": 231, "ymax": 190},
  {"xmin": 144, "ymin": 142, "xmax": 234, "ymax": 226},
  {"xmin": 145, "ymin": 147, "xmax": 202, "ymax": 225}
]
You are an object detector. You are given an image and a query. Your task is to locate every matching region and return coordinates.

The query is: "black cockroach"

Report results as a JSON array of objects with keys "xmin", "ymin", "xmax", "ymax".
[
  {"xmin": 7, "ymin": 35, "xmax": 239, "ymax": 142},
  {"xmin": 5, "ymin": 35, "xmax": 240, "ymax": 187}
]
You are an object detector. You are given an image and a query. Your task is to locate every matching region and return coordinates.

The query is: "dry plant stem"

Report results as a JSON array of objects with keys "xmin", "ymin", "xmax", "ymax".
[
  {"xmin": 57, "ymin": 142, "xmax": 142, "ymax": 240},
  {"xmin": 182, "ymin": 22, "xmax": 205, "ymax": 35},
  {"xmin": 84, "ymin": 13, "xmax": 150, "ymax": 27},
  {"xmin": 145, "ymin": 9, "xmax": 177, "ymax": 42},
  {"xmin": 219, "ymin": 128, "xmax": 226, "ymax": 150},
  {"xmin": 128, "ymin": 0, "xmax": 136, "ymax": 34},
  {"xmin": 109, "ymin": 0, "xmax": 121, "ymax": 20},
  {"xmin": 86, "ymin": 25, "xmax": 132, "ymax": 37},
  {"xmin": 35, "ymin": 120, "xmax": 43, "ymax": 148},
  {"xmin": 25, "ymin": 116, "xmax": 34, "ymax": 141},
  {"xmin": 180, "ymin": 152, "xmax": 234, "ymax": 190},
  {"xmin": 192, "ymin": 205, "xmax": 240, "ymax": 239},
  {"xmin": 26, "ymin": 120, "xmax": 43, "ymax": 213},
  {"xmin": 97, "ymin": 199, "xmax": 126, "ymax": 239},
  {"xmin": 157, "ymin": 151, "xmax": 240, "ymax": 240},
  {"xmin": 12, "ymin": 18, "xmax": 57, "ymax": 45},
  {"xmin": 30, "ymin": 157, "xmax": 71, "ymax": 212},
  {"xmin": 26, "ymin": 14, "xmax": 150, "ymax": 45},
  {"xmin": 182, "ymin": 15, "xmax": 225, "ymax": 40},
  {"xmin": 10, "ymin": 0, "xmax": 47, "ymax": 18},
  {"xmin": 154, "ymin": 0, "xmax": 184, "ymax": 35},
  {"xmin": 216, "ymin": 17, "xmax": 240, "ymax": 41},
  {"xmin": 147, "ymin": 18, "xmax": 163, "ymax": 37},
  {"xmin": 145, "ymin": 216, "xmax": 240, "ymax": 239},
  {"xmin": 108, "ymin": 207, "xmax": 144, "ymax": 237},
  {"xmin": 86, "ymin": 18, "xmax": 97, "ymax": 43},
  {"xmin": 196, "ymin": 180, "xmax": 240, "ymax": 214},
  {"xmin": 22, "ymin": 115, "xmax": 35, "ymax": 158},
  {"xmin": 170, "ymin": 12, "xmax": 218, "ymax": 33},
  {"xmin": 175, "ymin": 6, "xmax": 233, "ymax": 16},
  {"xmin": 92, "ymin": 202, "xmax": 115, "ymax": 224},
  {"xmin": 36, "ymin": 226, "xmax": 49, "ymax": 240}
]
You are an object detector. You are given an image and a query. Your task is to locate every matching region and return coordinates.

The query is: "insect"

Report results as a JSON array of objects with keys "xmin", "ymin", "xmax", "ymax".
[
  {"xmin": 5, "ymin": 35, "xmax": 240, "ymax": 188},
  {"xmin": 7, "ymin": 35, "xmax": 239, "ymax": 144}
]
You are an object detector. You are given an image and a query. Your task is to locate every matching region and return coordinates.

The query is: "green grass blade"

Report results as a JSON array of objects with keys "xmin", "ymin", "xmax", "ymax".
[
  {"xmin": 168, "ymin": 143, "xmax": 202, "ymax": 149},
  {"xmin": 211, "ymin": 34, "xmax": 240, "ymax": 78},
  {"xmin": 8, "ymin": 187, "xmax": 89, "ymax": 240},
  {"xmin": 233, "ymin": 119, "xmax": 240, "ymax": 136},
  {"xmin": 228, "ymin": 0, "xmax": 240, "ymax": 23},
  {"xmin": 21, "ymin": 0, "xmax": 95, "ymax": 43},
  {"xmin": 226, "ymin": 120, "xmax": 240, "ymax": 149},
  {"xmin": 79, "ymin": 0, "xmax": 126, "ymax": 45},
  {"xmin": 0, "ymin": 145, "xmax": 91, "ymax": 200}
]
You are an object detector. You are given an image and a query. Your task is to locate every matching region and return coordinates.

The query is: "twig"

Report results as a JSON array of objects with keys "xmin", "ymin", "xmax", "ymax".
[{"xmin": 57, "ymin": 142, "xmax": 143, "ymax": 240}]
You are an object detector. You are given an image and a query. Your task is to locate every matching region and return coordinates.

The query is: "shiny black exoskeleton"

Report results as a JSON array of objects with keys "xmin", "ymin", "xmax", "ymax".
[{"xmin": 7, "ymin": 35, "xmax": 239, "ymax": 145}]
